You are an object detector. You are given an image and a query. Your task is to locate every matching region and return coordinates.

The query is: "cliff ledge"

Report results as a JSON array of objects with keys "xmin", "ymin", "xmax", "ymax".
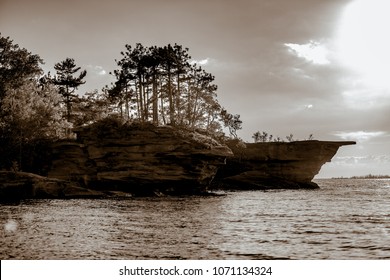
[
  {"xmin": 215, "ymin": 140, "xmax": 356, "ymax": 189},
  {"xmin": 47, "ymin": 120, "xmax": 233, "ymax": 196}
]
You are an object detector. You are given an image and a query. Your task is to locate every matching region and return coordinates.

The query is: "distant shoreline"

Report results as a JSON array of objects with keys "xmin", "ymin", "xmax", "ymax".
[{"xmin": 330, "ymin": 174, "xmax": 390, "ymax": 179}]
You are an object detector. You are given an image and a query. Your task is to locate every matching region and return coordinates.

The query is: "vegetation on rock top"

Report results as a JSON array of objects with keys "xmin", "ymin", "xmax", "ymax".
[{"xmin": 0, "ymin": 34, "xmax": 241, "ymax": 173}]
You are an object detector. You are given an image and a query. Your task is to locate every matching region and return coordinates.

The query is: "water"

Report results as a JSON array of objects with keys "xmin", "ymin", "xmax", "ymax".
[{"xmin": 1, "ymin": 179, "xmax": 389, "ymax": 259}]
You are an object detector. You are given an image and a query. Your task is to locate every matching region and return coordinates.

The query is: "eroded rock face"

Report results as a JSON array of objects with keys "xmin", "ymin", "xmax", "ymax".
[
  {"xmin": 48, "ymin": 121, "xmax": 233, "ymax": 195},
  {"xmin": 215, "ymin": 140, "xmax": 356, "ymax": 189},
  {"xmin": 0, "ymin": 171, "xmax": 105, "ymax": 200}
]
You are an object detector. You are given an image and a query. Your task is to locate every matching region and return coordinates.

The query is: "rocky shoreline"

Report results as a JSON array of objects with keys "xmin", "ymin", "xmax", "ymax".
[
  {"xmin": 0, "ymin": 171, "xmax": 105, "ymax": 201},
  {"xmin": 0, "ymin": 121, "xmax": 355, "ymax": 200}
]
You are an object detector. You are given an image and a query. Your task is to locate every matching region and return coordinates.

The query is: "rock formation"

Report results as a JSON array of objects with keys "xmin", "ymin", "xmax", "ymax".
[
  {"xmin": 1, "ymin": 118, "xmax": 357, "ymax": 200},
  {"xmin": 215, "ymin": 140, "xmax": 356, "ymax": 189},
  {"xmin": 47, "ymin": 120, "xmax": 233, "ymax": 195},
  {"xmin": 0, "ymin": 171, "xmax": 105, "ymax": 201}
]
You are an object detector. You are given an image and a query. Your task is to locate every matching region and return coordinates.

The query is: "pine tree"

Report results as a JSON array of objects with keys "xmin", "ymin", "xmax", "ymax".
[
  {"xmin": 52, "ymin": 58, "xmax": 87, "ymax": 122},
  {"xmin": 108, "ymin": 43, "xmax": 240, "ymax": 137}
]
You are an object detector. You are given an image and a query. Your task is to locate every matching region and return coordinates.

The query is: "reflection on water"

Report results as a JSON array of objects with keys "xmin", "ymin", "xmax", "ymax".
[{"xmin": 1, "ymin": 179, "xmax": 390, "ymax": 259}]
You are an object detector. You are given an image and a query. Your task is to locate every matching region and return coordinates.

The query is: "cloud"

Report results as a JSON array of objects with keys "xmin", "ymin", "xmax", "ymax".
[
  {"xmin": 94, "ymin": 66, "xmax": 107, "ymax": 76},
  {"xmin": 304, "ymin": 104, "xmax": 313, "ymax": 109},
  {"xmin": 341, "ymin": 85, "xmax": 390, "ymax": 110},
  {"xmin": 336, "ymin": 0, "xmax": 390, "ymax": 88},
  {"xmin": 333, "ymin": 131, "xmax": 386, "ymax": 142},
  {"xmin": 86, "ymin": 64, "xmax": 107, "ymax": 76},
  {"xmin": 332, "ymin": 155, "xmax": 390, "ymax": 165},
  {"xmin": 285, "ymin": 41, "xmax": 330, "ymax": 65},
  {"xmin": 96, "ymin": 67, "xmax": 106, "ymax": 76},
  {"xmin": 191, "ymin": 58, "xmax": 210, "ymax": 66}
]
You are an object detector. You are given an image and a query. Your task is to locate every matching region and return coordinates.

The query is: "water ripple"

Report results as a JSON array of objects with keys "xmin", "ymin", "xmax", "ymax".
[{"xmin": 1, "ymin": 179, "xmax": 390, "ymax": 259}]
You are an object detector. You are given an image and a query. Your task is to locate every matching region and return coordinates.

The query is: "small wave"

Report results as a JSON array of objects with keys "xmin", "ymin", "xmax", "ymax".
[{"xmin": 228, "ymin": 252, "xmax": 290, "ymax": 260}]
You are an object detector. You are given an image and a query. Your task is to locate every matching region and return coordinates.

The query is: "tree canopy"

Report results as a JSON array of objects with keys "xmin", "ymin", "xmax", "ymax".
[
  {"xmin": 0, "ymin": 34, "xmax": 68, "ymax": 170},
  {"xmin": 0, "ymin": 33, "xmax": 43, "ymax": 104},
  {"xmin": 0, "ymin": 35, "xmax": 243, "ymax": 171},
  {"xmin": 107, "ymin": 43, "xmax": 239, "ymax": 136}
]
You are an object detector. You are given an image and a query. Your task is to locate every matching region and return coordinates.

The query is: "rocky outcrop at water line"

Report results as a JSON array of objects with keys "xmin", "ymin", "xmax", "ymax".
[
  {"xmin": 214, "ymin": 140, "xmax": 356, "ymax": 189},
  {"xmin": 0, "ymin": 171, "xmax": 106, "ymax": 200},
  {"xmin": 47, "ymin": 120, "xmax": 233, "ymax": 196},
  {"xmin": 1, "ymin": 119, "xmax": 356, "ymax": 199}
]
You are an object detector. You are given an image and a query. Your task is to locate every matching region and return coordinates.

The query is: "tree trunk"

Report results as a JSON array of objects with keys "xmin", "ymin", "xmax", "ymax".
[
  {"xmin": 176, "ymin": 72, "xmax": 181, "ymax": 124},
  {"xmin": 138, "ymin": 74, "xmax": 144, "ymax": 121},
  {"xmin": 65, "ymin": 85, "xmax": 71, "ymax": 123},
  {"xmin": 135, "ymin": 81, "xmax": 140, "ymax": 121},
  {"xmin": 143, "ymin": 76, "xmax": 148, "ymax": 121},
  {"xmin": 124, "ymin": 85, "xmax": 129, "ymax": 120},
  {"xmin": 187, "ymin": 80, "xmax": 192, "ymax": 126},
  {"xmin": 191, "ymin": 89, "xmax": 199, "ymax": 128},
  {"xmin": 160, "ymin": 92, "xmax": 166, "ymax": 125},
  {"xmin": 167, "ymin": 64, "xmax": 174, "ymax": 124},
  {"xmin": 152, "ymin": 71, "xmax": 158, "ymax": 124}
]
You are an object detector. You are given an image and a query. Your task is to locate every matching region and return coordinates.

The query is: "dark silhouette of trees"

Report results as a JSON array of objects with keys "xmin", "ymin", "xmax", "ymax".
[
  {"xmin": 252, "ymin": 131, "xmax": 273, "ymax": 143},
  {"xmin": 108, "ymin": 43, "xmax": 236, "ymax": 136},
  {"xmin": 286, "ymin": 133, "xmax": 294, "ymax": 142},
  {"xmin": 0, "ymin": 34, "xmax": 245, "ymax": 171},
  {"xmin": 252, "ymin": 131, "xmax": 315, "ymax": 143},
  {"xmin": 72, "ymin": 90, "xmax": 111, "ymax": 127},
  {"xmin": 0, "ymin": 33, "xmax": 43, "ymax": 105},
  {"xmin": 52, "ymin": 58, "xmax": 87, "ymax": 122},
  {"xmin": 252, "ymin": 131, "xmax": 261, "ymax": 143},
  {"xmin": 220, "ymin": 110, "xmax": 242, "ymax": 138},
  {"xmin": 0, "ymin": 34, "xmax": 68, "ymax": 170}
]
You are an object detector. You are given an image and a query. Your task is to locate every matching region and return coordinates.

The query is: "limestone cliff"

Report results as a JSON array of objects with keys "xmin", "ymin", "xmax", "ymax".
[
  {"xmin": 215, "ymin": 140, "xmax": 356, "ymax": 189},
  {"xmin": 48, "ymin": 120, "xmax": 233, "ymax": 195}
]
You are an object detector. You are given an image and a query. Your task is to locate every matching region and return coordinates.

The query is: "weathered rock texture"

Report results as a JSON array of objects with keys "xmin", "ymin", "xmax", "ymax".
[
  {"xmin": 1, "ymin": 119, "xmax": 356, "ymax": 199},
  {"xmin": 215, "ymin": 140, "xmax": 356, "ymax": 189},
  {"xmin": 0, "ymin": 171, "xmax": 105, "ymax": 201},
  {"xmin": 48, "ymin": 121, "xmax": 233, "ymax": 195}
]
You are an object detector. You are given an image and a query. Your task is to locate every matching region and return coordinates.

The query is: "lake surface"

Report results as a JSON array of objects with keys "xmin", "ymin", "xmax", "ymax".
[{"xmin": 1, "ymin": 179, "xmax": 389, "ymax": 259}]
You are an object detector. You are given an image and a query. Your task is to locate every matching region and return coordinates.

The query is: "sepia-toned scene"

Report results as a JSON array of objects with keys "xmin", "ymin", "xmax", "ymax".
[{"xmin": 1, "ymin": 0, "xmax": 389, "ymax": 259}]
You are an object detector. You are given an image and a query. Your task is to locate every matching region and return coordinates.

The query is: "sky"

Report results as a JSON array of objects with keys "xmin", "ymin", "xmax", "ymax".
[{"xmin": 1, "ymin": 0, "xmax": 390, "ymax": 178}]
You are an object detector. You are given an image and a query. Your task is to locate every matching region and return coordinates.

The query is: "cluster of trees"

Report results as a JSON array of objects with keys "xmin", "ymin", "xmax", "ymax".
[
  {"xmin": 0, "ymin": 34, "xmax": 72, "ymax": 171},
  {"xmin": 252, "ymin": 131, "xmax": 314, "ymax": 143},
  {"xmin": 107, "ymin": 43, "xmax": 241, "ymax": 134},
  {"xmin": 0, "ymin": 34, "xmax": 241, "ymax": 171}
]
